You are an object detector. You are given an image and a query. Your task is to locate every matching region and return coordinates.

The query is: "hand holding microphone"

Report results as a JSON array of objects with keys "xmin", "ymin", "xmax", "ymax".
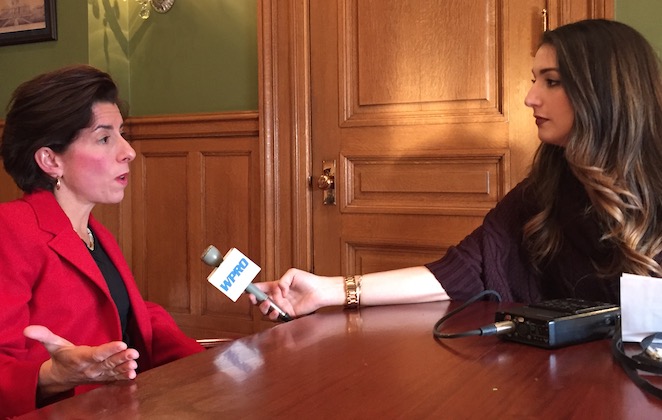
[{"xmin": 201, "ymin": 245, "xmax": 292, "ymax": 322}]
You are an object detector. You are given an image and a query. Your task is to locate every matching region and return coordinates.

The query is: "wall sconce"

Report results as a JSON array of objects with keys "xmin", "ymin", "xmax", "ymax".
[{"xmin": 135, "ymin": 0, "xmax": 175, "ymax": 20}]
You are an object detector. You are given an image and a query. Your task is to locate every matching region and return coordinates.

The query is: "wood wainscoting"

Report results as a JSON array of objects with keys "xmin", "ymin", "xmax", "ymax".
[
  {"xmin": 125, "ymin": 111, "xmax": 271, "ymax": 339},
  {"xmin": 0, "ymin": 121, "xmax": 21, "ymax": 203}
]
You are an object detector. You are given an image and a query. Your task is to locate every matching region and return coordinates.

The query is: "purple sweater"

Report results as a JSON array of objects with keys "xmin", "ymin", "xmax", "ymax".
[{"xmin": 425, "ymin": 171, "xmax": 622, "ymax": 304}]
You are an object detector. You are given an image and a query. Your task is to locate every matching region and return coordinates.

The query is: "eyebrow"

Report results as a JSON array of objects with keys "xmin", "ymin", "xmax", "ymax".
[
  {"xmin": 535, "ymin": 67, "xmax": 560, "ymax": 75},
  {"xmin": 93, "ymin": 123, "xmax": 123, "ymax": 132}
]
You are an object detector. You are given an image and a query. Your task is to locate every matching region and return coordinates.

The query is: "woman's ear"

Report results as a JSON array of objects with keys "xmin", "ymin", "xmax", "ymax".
[{"xmin": 34, "ymin": 147, "xmax": 62, "ymax": 178}]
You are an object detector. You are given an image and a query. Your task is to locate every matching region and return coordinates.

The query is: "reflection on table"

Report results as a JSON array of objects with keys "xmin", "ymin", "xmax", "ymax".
[{"xmin": 18, "ymin": 301, "xmax": 662, "ymax": 419}]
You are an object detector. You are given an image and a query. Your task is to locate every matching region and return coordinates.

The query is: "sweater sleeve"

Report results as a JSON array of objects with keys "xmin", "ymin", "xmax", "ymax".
[{"xmin": 425, "ymin": 180, "xmax": 542, "ymax": 303}]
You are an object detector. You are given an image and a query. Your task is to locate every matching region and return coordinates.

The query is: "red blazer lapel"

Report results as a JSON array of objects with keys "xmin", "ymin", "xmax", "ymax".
[
  {"xmin": 23, "ymin": 191, "xmax": 111, "ymax": 298},
  {"xmin": 23, "ymin": 190, "xmax": 156, "ymax": 361}
]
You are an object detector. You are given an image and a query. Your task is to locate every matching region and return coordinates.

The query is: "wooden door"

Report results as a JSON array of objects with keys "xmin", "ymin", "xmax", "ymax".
[
  {"xmin": 306, "ymin": 0, "xmax": 612, "ymax": 276},
  {"xmin": 309, "ymin": 0, "xmax": 540, "ymax": 275}
]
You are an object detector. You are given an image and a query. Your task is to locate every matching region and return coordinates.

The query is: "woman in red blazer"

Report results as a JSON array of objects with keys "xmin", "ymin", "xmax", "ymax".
[{"xmin": 0, "ymin": 65, "xmax": 204, "ymax": 418}]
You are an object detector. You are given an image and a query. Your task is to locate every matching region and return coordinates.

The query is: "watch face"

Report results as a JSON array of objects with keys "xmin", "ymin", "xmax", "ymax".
[{"xmin": 150, "ymin": 0, "xmax": 175, "ymax": 13}]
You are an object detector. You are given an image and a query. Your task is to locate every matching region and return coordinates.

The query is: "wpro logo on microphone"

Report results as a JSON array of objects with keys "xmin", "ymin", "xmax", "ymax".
[
  {"xmin": 220, "ymin": 258, "xmax": 249, "ymax": 292},
  {"xmin": 207, "ymin": 249, "xmax": 261, "ymax": 301}
]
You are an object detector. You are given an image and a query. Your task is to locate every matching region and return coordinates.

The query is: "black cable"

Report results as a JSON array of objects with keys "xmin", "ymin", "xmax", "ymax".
[
  {"xmin": 611, "ymin": 323, "xmax": 662, "ymax": 400},
  {"xmin": 433, "ymin": 289, "xmax": 514, "ymax": 340}
]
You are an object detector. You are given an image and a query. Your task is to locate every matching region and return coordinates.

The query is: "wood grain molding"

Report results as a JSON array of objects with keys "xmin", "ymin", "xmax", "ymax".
[
  {"xmin": 126, "ymin": 111, "xmax": 259, "ymax": 140},
  {"xmin": 546, "ymin": 0, "xmax": 614, "ymax": 29},
  {"xmin": 341, "ymin": 149, "xmax": 509, "ymax": 216},
  {"xmin": 344, "ymin": 238, "xmax": 449, "ymax": 275},
  {"xmin": 258, "ymin": 0, "xmax": 314, "ymax": 279}
]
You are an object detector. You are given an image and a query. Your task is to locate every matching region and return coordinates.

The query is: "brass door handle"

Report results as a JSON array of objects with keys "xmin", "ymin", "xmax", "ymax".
[
  {"xmin": 317, "ymin": 174, "xmax": 334, "ymax": 190},
  {"xmin": 317, "ymin": 160, "xmax": 336, "ymax": 205}
]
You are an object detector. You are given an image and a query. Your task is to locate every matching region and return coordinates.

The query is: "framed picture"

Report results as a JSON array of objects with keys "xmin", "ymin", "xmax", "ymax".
[{"xmin": 0, "ymin": 0, "xmax": 57, "ymax": 47}]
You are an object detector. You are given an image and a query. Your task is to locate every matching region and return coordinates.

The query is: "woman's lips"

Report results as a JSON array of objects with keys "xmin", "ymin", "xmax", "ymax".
[{"xmin": 116, "ymin": 173, "xmax": 129, "ymax": 186}]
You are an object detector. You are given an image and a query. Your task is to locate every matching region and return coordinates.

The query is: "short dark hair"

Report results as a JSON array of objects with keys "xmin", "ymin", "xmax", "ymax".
[{"xmin": 1, "ymin": 65, "xmax": 124, "ymax": 192}]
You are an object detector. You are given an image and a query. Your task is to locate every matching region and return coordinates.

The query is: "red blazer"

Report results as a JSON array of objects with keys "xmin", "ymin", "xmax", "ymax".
[{"xmin": 0, "ymin": 191, "xmax": 203, "ymax": 418}]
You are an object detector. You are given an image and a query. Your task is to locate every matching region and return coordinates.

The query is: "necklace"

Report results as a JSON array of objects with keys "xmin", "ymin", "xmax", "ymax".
[{"xmin": 85, "ymin": 227, "xmax": 95, "ymax": 251}]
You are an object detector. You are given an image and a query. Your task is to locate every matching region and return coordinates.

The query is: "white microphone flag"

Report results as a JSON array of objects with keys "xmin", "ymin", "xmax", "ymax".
[{"xmin": 207, "ymin": 248, "xmax": 261, "ymax": 302}]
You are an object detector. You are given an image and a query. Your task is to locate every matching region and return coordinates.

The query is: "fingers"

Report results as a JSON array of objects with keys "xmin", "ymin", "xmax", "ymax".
[
  {"xmin": 90, "ymin": 340, "xmax": 131, "ymax": 362},
  {"xmin": 249, "ymin": 282, "xmax": 285, "ymax": 311},
  {"xmin": 258, "ymin": 300, "xmax": 282, "ymax": 321},
  {"xmin": 248, "ymin": 292, "xmax": 258, "ymax": 305},
  {"xmin": 250, "ymin": 271, "xmax": 305, "ymax": 318},
  {"xmin": 113, "ymin": 360, "xmax": 138, "ymax": 380},
  {"xmin": 87, "ymin": 353, "xmax": 139, "ymax": 381},
  {"xmin": 84, "ymin": 344, "xmax": 140, "ymax": 381}
]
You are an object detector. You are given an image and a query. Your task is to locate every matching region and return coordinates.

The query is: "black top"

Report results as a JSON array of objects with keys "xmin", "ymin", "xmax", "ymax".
[
  {"xmin": 425, "ymin": 168, "xmax": 627, "ymax": 304},
  {"xmin": 88, "ymin": 229, "xmax": 132, "ymax": 345}
]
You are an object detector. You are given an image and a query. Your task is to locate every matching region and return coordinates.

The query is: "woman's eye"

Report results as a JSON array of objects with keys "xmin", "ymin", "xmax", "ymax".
[
  {"xmin": 546, "ymin": 79, "xmax": 561, "ymax": 87},
  {"xmin": 99, "ymin": 136, "xmax": 109, "ymax": 144}
]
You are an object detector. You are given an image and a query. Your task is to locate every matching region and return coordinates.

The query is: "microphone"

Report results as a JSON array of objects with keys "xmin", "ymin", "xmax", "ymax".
[{"xmin": 201, "ymin": 245, "xmax": 292, "ymax": 322}]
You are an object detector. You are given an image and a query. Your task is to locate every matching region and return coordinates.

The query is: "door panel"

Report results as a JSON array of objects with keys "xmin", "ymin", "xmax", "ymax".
[{"xmin": 341, "ymin": 0, "xmax": 504, "ymax": 126}]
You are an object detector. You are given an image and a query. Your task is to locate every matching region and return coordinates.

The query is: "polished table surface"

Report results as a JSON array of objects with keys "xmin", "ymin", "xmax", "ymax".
[{"xmin": 18, "ymin": 301, "xmax": 662, "ymax": 419}]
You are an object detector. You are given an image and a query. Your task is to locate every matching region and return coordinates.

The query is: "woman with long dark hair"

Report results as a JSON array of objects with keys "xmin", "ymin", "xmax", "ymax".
[{"xmin": 252, "ymin": 19, "xmax": 662, "ymax": 318}]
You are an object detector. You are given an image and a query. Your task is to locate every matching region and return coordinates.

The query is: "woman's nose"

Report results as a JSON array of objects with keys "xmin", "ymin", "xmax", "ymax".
[
  {"xmin": 121, "ymin": 137, "xmax": 136, "ymax": 162},
  {"xmin": 524, "ymin": 84, "xmax": 539, "ymax": 108}
]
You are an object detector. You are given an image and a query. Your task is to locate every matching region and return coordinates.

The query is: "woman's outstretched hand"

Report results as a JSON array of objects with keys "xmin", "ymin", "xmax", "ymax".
[
  {"xmin": 24, "ymin": 325, "xmax": 140, "ymax": 398},
  {"xmin": 249, "ymin": 268, "xmax": 343, "ymax": 320}
]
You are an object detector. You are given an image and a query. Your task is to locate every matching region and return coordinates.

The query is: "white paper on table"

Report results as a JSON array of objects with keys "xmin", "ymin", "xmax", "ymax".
[{"xmin": 620, "ymin": 272, "xmax": 662, "ymax": 342}]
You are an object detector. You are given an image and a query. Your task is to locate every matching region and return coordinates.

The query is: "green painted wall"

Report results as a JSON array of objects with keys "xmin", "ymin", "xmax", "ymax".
[
  {"xmin": 615, "ymin": 0, "xmax": 662, "ymax": 57},
  {"xmin": 128, "ymin": 0, "xmax": 258, "ymax": 115},
  {"xmin": 0, "ymin": 0, "xmax": 257, "ymax": 117},
  {"xmin": 87, "ymin": 0, "xmax": 130, "ymax": 105},
  {"xmin": 1, "ymin": 1, "xmax": 659, "ymax": 119},
  {"xmin": 0, "ymin": 2, "xmax": 89, "ymax": 117}
]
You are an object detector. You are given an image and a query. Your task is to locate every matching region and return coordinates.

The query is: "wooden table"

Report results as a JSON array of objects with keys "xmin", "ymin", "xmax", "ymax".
[{"xmin": 18, "ymin": 301, "xmax": 662, "ymax": 419}]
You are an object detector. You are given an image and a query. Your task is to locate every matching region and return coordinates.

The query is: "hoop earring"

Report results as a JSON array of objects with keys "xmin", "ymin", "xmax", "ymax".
[{"xmin": 55, "ymin": 177, "xmax": 61, "ymax": 190}]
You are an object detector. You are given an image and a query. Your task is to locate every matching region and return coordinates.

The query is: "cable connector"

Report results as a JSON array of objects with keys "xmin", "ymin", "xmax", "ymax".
[
  {"xmin": 479, "ymin": 321, "xmax": 515, "ymax": 336},
  {"xmin": 433, "ymin": 290, "xmax": 504, "ymax": 340}
]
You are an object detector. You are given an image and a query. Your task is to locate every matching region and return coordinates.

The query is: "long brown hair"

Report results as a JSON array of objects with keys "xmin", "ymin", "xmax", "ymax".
[{"xmin": 524, "ymin": 19, "xmax": 662, "ymax": 276}]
